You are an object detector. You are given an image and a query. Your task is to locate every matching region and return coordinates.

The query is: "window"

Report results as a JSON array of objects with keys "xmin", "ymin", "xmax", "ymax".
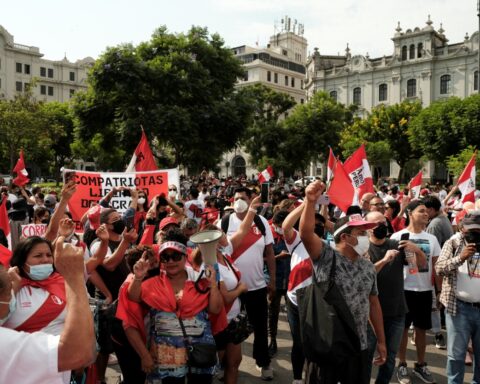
[
  {"xmin": 267, "ymin": 71, "xmax": 271, "ymax": 82},
  {"xmin": 69, "ymin": 71, "xmax": 75, "ymax": 81},
  {"xmin": 475, "ymin": 71, "xmax": 479, "ymax": 91},
  {"xmin": 407, "ymin": 79, "xmax": 416, "ymax": 97},
  {"xmin": 330, "ymin": 90, "xmax": 337, "ymax": 102},
  {"xmin": 353, "ymin": 87, "xmax": 361, "ymax": 105},
  {"xmin": 24, "ymin": 64, "xmax": 30, "ymax": 75},
  {"xmin": 48, "ymin": 68, "xmax": 54, "ymax": 78},
  {"xmin": 401, "ymin": 46, "xmax": 407, "ymax": 61},
  {"xmin": 285, "ymin": 75, "xmax": 288, "ymax": 86},
  {"xmin": 16, "ymin": 62, "xmax": 22, "ymax": 73},
  {"xmin": 48, "ymin": 86, "xmax": 54, "ymax": 96},
  {"xmin": 300, "ymin": 99, "xmax": 304, "ymax": 104},
  {"xmin": 242, "ymin": 71, "xmax": 248, "ymax": 81},
  {"xmin": 40, "ymin": 67, "xmax": 46, "ymax": 77},
  {"xmin": 379, "ymin": 83, "xmax": 388, "ymax": 101},
  {"xmin": 69, "ymin": 89, "xmax": 75, "ymax": 98},
  {"xmin": 409, "ymin": 44, "xmax": 415, "ymax": 60},
  {"xmin": 274, "ymin": 73, "xmax": 278, "ymax": 83},
  {"xmin": 40, "ymin": 85, "xmax": 46, "ymax": 95},
  {"xmin": 16, "ymin": 81, "xmax": 22, "ymax": 92},
  {"xmin": 291, "ymin": 77, "xmax": 295, "ymax": 87},
  {"xmin": 440, "ymin": 74, "xmax": 451, "ymax": 94},
  {"xmin": 417, "ymin": 43, "xmax": 423, "ymax": 58},
  {"xmin": 301, "ymin": 80, "xmax": 304, "ymax": 90}
]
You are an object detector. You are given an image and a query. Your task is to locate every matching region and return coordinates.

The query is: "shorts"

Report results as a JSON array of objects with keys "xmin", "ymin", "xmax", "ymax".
[
  {"xmin": 96, "ymin": 303, "xmax": 117, "ymax": 354},
  {"xmin": 404, "ymin": 290, "xmax": 432, "ymax": 330}
]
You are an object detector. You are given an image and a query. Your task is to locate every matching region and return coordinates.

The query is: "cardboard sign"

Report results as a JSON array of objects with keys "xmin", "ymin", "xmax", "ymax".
[{"xmin": 21, "ymin": 224, "xmax": 47, "ymax": 238}]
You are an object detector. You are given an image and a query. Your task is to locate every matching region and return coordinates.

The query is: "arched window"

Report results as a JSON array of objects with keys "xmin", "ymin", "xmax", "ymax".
[
  {"xmin": 440, "ymin": 74, "xmax": 451, "ymax": 94},
  {"xmin": 353, "ymin": 87, "xmax": 361, "ymax": 105},
  {"xmin": 330, "ymin": 90, "xmax": 337, "ymax": 101},
  {"xmin": 231, "ymin": 156, "xmax": 246, "ymax": 177},
  {"xmin": 401, "ymin": 46, "xmax": 407, "ymax": 61},
  {"xmin": 407, "ymin": 79, "xmax": 416, "ymax": 97},
  {"xmin": 475, "ymin": 71, "xmax": 479, "ymax": 91},
  {"xmin": 409, "ymin": 44, "xmax": 415, "ymax": 59},
  {"xmin": 417, "ymin": 43, "xmax": 423, "ymax": 58},
  {"xmin": 379, "ymin": 83, "xmax": 388, "ymax": 102}
]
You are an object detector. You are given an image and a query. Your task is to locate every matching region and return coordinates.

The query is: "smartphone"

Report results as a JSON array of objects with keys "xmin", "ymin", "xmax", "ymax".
[
  {"xmin": 399, "ymin": 232, "xmax": 410, "ymax": 261},
  {"xmin": 261, "ymin": 183, "xmax": 269, "ymax": 203},
  {"xmin": 464, "ymin": 232, "xmax": 480, "ymax": 252},
  {"xmin": 64, "ymin": 171, "xmax": 76, "ymax": 184},
  {"xmin": 122, "ymin": 189, "xmax": 131, "ymax": 197}
]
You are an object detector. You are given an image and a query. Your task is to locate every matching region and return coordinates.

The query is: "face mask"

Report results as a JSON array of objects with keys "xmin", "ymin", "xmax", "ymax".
[
  {"xmin": 347, "ymin": 235, "xmax": 370, "ymax": 256},
  {"xmin": 41, "ymin": 218, "xmax": 50, "ymax": 225},
  {"xmin": 0, "ymin": 290, "xmax": 16, "ymax": 325},
  {"xmin": 275, "ymin": 227, "xmax": 284, "ymax": 235},
  {"xmin": 168, "ymin": 191, "xmax": 177, "ymax": 198},
  {"xmin": 27, "ymin": 263, "xmax": 54, "ymax": 281},
  {"xmin": 314, "ymin": 224, "xmax": 325, "ymax": 238},
  {"xmin": 373, "ymin": 223, "xmax": 388, "ymax": 240},
  {"xmin": 233, "ymin": 199, "xmax": 248, "ymax": 214},
  {"xmin": 464, "ymin": 231, "xmax": 480, "ymax": 245},
  {"xmin": 138, "ymin": 197, "xmax": 146, "ymax": 205},
  {"xmin": 112, "ymin": 219, "xmax": 126, "ymax": 234}
]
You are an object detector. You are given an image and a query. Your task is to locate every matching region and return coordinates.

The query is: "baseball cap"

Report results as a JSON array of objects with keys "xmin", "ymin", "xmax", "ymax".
[
  {"xmin": 159, "ymin": 217, "xmax": 179, "ymax": 230},
  {"xmin": 333, "ymin": 214, "xmax": 378, "ymax": 237},
  {"xmin": 44, "ymin": 194, "xmax": 57, "ymax": 208},
  {"xmin": 462, "ymin": 211, "xmax": 480, "ymax": 230}
]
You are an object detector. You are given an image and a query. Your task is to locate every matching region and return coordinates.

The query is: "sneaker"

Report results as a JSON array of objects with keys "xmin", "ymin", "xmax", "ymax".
[
  {"xmin": 413, "ymin": 362, "xmax": 436, "ymax": 384},
  {"xmin": 396, "ymin": 363, "xmax": 411, "ymax": 384},
  {"xmin": 215, "ymin": 364, "xmax": 224, "ymax": 381},
  {"xmin": 256, "ymin": 365, "xmax": 274, "ymax": 381},
  {"xmin": 434, "ymin": 333, "xmax": 446, "ymax": 349}
]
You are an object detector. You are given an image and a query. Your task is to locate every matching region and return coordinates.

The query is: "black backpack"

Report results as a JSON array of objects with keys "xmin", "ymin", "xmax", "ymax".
[{"xmin": 221, "ymin": 213, "xmax": 266, "ymax": 237}]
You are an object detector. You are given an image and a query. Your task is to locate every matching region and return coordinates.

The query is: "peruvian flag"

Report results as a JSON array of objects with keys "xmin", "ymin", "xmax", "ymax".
[
  {"xmin": 12, "ymin": 150, "xmax": 29, "ymax": 187},
  {"xmin": 409, "ymin": 171, "xmax": 423, "ymax": 200},
  {"xmin": 327, "ymin": 147, "xmax": 336, "ymax": 183},
  {"xmin": 343, "ymin": 144, "xmax": 374, "ymax": 199},
  {"xmin": 457, "ymin": 152, "xmax": 476, "ymax": 203},
  {"xmin": 126, "ymin": 129, "xmax": 158, "ymax": 172},
  {"xmin": 0, "ymin": 244, "xmax": 12, "ymax": 267},
  {"xmin": 0, "ymin": 196, "xmax": 11, "ymax": 250},
  {"xmin": 258, "ymin": 166, "xmax": 274, "ymax": 183},
  {"xmin": 328, "ymin": 161, "xmax": 359, "ymax": 213}
]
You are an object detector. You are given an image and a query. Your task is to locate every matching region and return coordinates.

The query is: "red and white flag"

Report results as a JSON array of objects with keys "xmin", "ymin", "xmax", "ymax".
[
  {"xmin": 328, "ymin": 161, "xmax": 359, "ymax": 213},
  {"xmin": 409, "ymin": 171, "xmax": 423, "ymax": 200},
  {"xmin": 327, "ymin": 147, "xmax": 336, "ymax": 183},
  {"xmin": 457, "ymin": 152, "xmax": 476, "ymax": 203},
  {"xmin": 0, "ymin": 244, "xmax": 12, "ymax": 268},
  {"xmin": 343, "ymin": 144, "xmax": 374, "ymax": 199},
  {"xmin": 12, "ymin": 150, "xmax": 29, "ymax": 187},
  {"xmin": 126, "ymin": 129, "xmax": 158, "ymax": 172},
  {"xmin": 258, "ymin": 166, "xmax": 274, "ymax": 183},
  {"xmin": 0, "ymin": 196, "xmax": 11, "ymax": 250}
]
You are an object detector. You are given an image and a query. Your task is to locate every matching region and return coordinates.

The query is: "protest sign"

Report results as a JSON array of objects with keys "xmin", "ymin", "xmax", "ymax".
[{"xmin": 21, "ymin": 224, "xmax": 47, "ymax": 238}]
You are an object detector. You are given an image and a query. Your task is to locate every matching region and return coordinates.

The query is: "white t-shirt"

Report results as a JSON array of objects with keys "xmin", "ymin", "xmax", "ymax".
[
  {"xmin": 0, "ymin": 327, "xmax": 63, "ymax": 384},
  {"xmin": 456, "ymin": 252, "xmax": 480, "ymax": 302},
  {"xmin": 286, "ymin": 230, "xmax": 313, "ymax": 306},
  {"xmin": 184, "ymin": 199, "xmax": 205, "ymax": 224},
  {"xmin": 218, "ymin": 261, "xmax": 241, "ymax": 321},
  {"xmin": 220, "ymin": 213, "xmax": 274, "ymax": 291},
  {"xmin": 391, "ymin": 229, "xmax": 441, "ymax": 292}
]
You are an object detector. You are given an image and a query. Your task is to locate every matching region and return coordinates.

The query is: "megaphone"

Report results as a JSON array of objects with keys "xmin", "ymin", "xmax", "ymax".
[{"xmin": 189, "ymin": 229, "xmax": 223, "ymax": 281}]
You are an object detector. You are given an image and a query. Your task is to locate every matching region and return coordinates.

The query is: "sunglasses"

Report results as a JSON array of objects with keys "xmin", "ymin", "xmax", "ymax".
[
  {"xmin": 169, "ymin": 188, "xmax": 177, "ymax": 191},
  {"xmin": 160, "ymin": 251, "xmax": 184, "ymax": 263}
]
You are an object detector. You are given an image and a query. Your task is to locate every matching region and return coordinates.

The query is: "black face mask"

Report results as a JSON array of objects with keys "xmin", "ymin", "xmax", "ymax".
[
  {"xmin": 112, "ymin": 219, "xmax": 126, "ymax": 235},
  {"xmin": 41, "ymin": 218, "xmax": 50, "ymax": 225},
  {"xmin": 314, "ymin": 224, "xmax": 325, "ymax": 238},
  {"xmin": 373, "ymin": 223, "xmax": 388, "ymax": 239}
]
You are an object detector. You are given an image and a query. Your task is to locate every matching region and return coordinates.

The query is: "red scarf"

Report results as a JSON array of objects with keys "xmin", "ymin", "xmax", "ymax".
[{"xmin": 16, "ymin": 272, "xmax": 66, "ymax": 333}]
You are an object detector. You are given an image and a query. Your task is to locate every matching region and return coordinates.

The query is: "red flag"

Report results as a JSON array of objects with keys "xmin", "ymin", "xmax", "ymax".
[
  {"xmin": 409, "ymin": 171, "xmax": 423, "ymax": 200},
  {"xmin": 343, "ymin": 144, "xmax": 374, "ymax": 199},
  {"xmin": 0, "ymin": 243, "xmax": 12, "ymax": 267},
  {"xmin": 327, "ymin": 147, "xmax": 336, "ymax": 182},
  {"xmin": 126, "ymin": 129, "xmax": 158, "ymax": 172},
  {"xmin": 0, "ymin": 197, "xmax": 10, "ymax": 250},
  {"xmin": 457, "ymin": 152, "xmax": 476, "ymax": 203},
  {"xmin": 328, "ymin": 161, "xmax": 358, "ymax": 213},
  {"xmin": 12, "ymin": 150, "xmax": 29, "ymax": 187},
  {"xmin": 258, "ymin": 166, "xmax": 274, "ymax": 183}
]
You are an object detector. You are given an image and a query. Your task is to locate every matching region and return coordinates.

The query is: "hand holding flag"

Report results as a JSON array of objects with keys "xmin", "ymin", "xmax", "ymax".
[{"xmin": 12, "ymin": 150, "xmax": 29, "ymax": 187}]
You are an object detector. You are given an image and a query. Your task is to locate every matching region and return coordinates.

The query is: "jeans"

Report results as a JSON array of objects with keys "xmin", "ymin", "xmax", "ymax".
[
  {"xmin": 269, "ymin": 288, "xmax": 287, "ymax": 340},
  {"xmin": 446, "ymin": 300, "xmax": 480, "ymax": 384},
  {"xmin": 367, "ymin": 314, "xmax": 405, "ymax": 384},
  {"xmin": 286, "ymin": 297, "xmax": 305, "ymax": 380}
]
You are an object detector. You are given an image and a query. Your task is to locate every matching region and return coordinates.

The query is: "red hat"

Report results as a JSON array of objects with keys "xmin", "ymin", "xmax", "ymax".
[
  {"xmin": 159, "ymin": 216, "xmax": 179, "ymax": 230},
  {"xmin": 87, "ymin": 205, "xmax": 102, "ymax": 230},
  {"xmin": 420, "ymin": 188, "xmax": 430, "ymax": 196}
]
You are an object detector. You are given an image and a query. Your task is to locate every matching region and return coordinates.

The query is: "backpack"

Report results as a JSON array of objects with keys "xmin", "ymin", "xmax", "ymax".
[{"xmin": 221, "ymin": 212, "xmax": 266, "ymax": 237}]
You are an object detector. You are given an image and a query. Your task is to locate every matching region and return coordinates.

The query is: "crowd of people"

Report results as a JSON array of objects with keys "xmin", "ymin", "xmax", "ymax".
[{"xmin": 0, "ymin": 173, "xmax": 479, "ymax": 384}]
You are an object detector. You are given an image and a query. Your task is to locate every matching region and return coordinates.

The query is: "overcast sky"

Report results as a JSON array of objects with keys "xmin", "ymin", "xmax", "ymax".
[{"xmin": 2, "ymin": 0, "xmax": 478, "ymax": 62}]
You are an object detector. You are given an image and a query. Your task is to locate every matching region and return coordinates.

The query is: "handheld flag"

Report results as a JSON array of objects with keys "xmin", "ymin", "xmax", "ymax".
[
  {"xmin": 457, "ymin": 152, "xmax": 476, "ymax": 203},
  {"xmin": 258, "ymin": 166, "xmax": 274, "ymax": 184},
  {"xmin": 126, "ymin": 128, "xmax": 158, "ymax": 172},
  {"xmin": 12, "ymin": 150, "xmax": 29, "ymax": 187},
  {"xmin": 409, "ymin": 171, "xmax": 423, "ymax": 200},
  {"xmin": 0, "ymin": 197, "xmax": 11, "ymax": 250},
  {"xmin": 327, "ymin": 147, "xmax": 336, "ymax": 183},
  {"xmin": 328, "ymin": 161, "xmax": 359, "ymax": 213},
  {"xmin": 343, "ymin": 144, "xmax": 374, "ymax": 199}
]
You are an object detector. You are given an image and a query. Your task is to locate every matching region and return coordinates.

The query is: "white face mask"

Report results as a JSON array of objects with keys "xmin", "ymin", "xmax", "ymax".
[
  {"xmin": 233, "ymin": 199, "xmax": 248, "ymax": 214},
  {"xmin": 138, "ymin": 197, "xmax": 146, "ymax": 205},
  {"xmin": 348, "ymin": 235, "xmax": 370, "ymax": 256},
  {"xmin": 275, "ymin": 227, "xmax": 284, "ymax": 235},
  {"xmin": 168, "ymin": 191, "xmax": 177, "ymax": 198}
]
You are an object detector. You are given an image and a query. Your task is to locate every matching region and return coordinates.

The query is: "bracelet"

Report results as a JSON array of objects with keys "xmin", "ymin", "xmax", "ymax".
[{"xmin": 248, "ymin": 207, "xmax": 257, "ymax": 213}]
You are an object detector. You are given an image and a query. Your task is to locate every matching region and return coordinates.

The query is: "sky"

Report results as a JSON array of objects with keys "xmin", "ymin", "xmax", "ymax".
[{"xmin": 2, "ymin": 0, "xmax": 478, "ymax": 62}]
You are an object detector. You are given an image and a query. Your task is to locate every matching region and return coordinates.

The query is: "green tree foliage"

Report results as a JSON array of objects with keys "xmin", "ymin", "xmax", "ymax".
[
  {"xmin": 72, "ymin": 26, "xmax": 251, "ymax": 171},
  {"xmin": 282, "ymin": 91, "xmax": 352, "ymax": 175},
  {"xmin": 446, "ymin": 145, "xmax": 479, "ymax": 182},
  {"xmin": 409, "ymin": 94, "xmax": 480, "ymax": 164}
]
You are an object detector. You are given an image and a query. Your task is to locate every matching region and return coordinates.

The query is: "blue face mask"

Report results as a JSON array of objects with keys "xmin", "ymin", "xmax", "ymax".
[
  {"xmin": 27, "ymin": 263, "xmax": 54, "ymax": 281},
  {"xmin": 0, "ymin": 290, "xmax": 16, "ymax": 325}
]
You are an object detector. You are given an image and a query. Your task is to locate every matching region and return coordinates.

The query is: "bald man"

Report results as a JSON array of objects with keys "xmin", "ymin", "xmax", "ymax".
[{"xmin": 361, "ymin": 193, "xmax": 376, "ymax": 216}]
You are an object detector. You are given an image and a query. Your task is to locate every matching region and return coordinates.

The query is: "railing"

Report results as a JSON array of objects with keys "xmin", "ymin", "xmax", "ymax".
[{"xmin": 13, "ymin": 43, "xmax": 39, "ymax": 53}]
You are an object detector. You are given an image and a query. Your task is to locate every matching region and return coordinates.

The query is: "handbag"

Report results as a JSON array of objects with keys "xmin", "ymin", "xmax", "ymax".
[
  {"xmin": 297, "ymin": 249, "xmax": 361, "ymax": 366},
  {"xmin": 178, "ymin": 316, "xmax": 217, "ymax": 370}
]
